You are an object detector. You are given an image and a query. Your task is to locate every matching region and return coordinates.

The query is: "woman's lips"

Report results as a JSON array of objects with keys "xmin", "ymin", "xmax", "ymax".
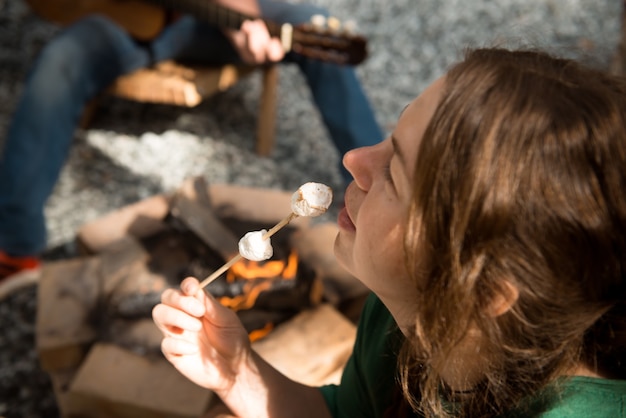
[{"xmin": 337, "ymin": 205, "xmax": 356, "ymax": 232}]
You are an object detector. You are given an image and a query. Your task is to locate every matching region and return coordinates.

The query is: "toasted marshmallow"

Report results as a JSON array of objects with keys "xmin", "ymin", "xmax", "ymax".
[
  {"xmin": 238, "ymin": 229, "xmax": 273, "ymax": 261},
  {"xmin": 291, "ymin": 182, "xmax": 333, "ymax": 217}
]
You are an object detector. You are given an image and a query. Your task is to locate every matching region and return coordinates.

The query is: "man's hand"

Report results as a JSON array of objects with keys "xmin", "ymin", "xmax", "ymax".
[{"xmin": 226, "ymin": 19, "xmax": 286, "ymax": 64}]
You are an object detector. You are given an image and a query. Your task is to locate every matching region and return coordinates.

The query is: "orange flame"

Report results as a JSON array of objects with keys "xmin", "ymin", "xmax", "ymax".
[
  {"xmin": 248, "ymin": 322, "xmax": 274, "ymax": 342},
  {"xmin": 226, "ymin": 249, "xmax": 299, "ymax": 282},
  {"xmin": 218, "ymin": 280, "xmax": 273, "ymax": 311},
  {"xmin": 218, "ymin": 249, "xmax": 299, "ymax": 313}
]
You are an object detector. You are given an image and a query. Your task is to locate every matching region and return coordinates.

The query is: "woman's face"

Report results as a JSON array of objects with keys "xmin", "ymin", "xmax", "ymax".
[{"xmin": 334, "ymin": 77, "xmax": 444, "ymax": 326}]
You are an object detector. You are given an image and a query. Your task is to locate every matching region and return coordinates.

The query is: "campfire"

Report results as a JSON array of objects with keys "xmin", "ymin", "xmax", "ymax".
[
  {"xmin": 36, "ymin": 177, "xmax": 366, "ymax": 418},
  {"xmin": 211, "ymin": 246, "xmax": 321, "ymax": 341},
  {"xmin": 190, "ymin": 222, "xmax": 325, "ymax": 341}
]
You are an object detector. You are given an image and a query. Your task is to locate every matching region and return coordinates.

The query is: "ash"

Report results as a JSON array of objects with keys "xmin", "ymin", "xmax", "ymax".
[{"xmin": 0, "ymin": 0, "xmax": 621, "ymax": 416}]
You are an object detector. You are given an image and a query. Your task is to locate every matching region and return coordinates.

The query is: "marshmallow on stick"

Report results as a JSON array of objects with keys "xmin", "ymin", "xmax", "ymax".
[
  {"xmin": 239, "ymin": 229, "xmax": 273, "ymax": 261},
  {"xmin": 199, "ymin": 182, "xmax": 332, "ymax": 288},
  {"xmin": 291, "ymin": 182, "xmax": 334, "ymax": 217}
]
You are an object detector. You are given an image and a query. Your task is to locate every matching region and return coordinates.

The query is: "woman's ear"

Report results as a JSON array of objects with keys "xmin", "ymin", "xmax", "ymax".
[{"xmin": 488, "ymin": 281, "xmax": 519, "ymax": 317}]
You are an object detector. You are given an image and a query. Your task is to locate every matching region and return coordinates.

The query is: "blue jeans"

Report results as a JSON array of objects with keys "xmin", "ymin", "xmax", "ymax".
[{"xmin": 0, "ymin": 0, "xmax": 382, "ymax": 256}]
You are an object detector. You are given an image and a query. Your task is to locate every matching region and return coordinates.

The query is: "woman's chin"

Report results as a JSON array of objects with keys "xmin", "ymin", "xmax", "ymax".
[{"xmin": 333, "ymin": 232, "xmax": 353, "ymax": 273}]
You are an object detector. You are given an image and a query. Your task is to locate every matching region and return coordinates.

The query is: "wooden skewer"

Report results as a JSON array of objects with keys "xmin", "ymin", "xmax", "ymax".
[{"xmin": 199, "ymin": 213, "xmax": 299, "ymax": 288}]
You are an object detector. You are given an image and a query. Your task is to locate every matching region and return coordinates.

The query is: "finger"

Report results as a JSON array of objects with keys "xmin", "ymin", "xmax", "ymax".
[
  {"xmin": 180, "ymin": 276, "xmax": 200, "ymax": 295},
  {"xmin": 201, "ymin": 290, "xmax": 244, "ymax": 329},
  {"xmin": 235, "ymin": 34, "xmax": 256, "ymax": 64},
  {"xmin": 152, "ymin": 303, "xmax": 204, "ymax": 335},
  {"xmin": 242, "ymin": 20, "xmax": 271, "ymax": 63},
  {"xmin": 161, "ymin": 286, "xmax": 205, "ymax": 317},
  {"xmin": 266, "ymin": 38, "xmax": 285, "ymax": 62},
  {"xmin": 161, "ymin": 335, "xmax": 200, "ymax": 357},
  {"xmin": 182, "ymin": 276, "xmax": 215, "ymax": 306}
]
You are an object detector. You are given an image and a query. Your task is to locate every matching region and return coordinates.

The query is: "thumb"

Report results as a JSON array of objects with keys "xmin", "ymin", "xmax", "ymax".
[
  {"xmin": 181, "ymin": 277, "xmax": 244, "ymax": 333},
  {"xmin": 180, "ymin": 276, "xmax": 202, "ymax": 296},
  {"xmin": 201, "ymin": 288, "xmax": 241, "ymax": 328}
]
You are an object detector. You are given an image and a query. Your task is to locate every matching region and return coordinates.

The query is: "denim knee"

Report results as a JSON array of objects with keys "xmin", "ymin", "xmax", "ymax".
[{"xmin": 32, "ymin": 15, "xmax": 147, "ymax": 92}]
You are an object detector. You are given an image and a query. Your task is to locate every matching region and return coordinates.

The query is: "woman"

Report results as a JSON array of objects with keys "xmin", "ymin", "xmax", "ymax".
[{"xmin": 152, "ymin": 47, "xmax": 626, "ymax": 417}]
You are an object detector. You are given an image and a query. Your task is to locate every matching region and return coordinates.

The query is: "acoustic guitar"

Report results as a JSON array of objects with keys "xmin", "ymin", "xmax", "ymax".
[{"xmin": 25, "ymin": 0, "xmax": 368, "ymax": 65}]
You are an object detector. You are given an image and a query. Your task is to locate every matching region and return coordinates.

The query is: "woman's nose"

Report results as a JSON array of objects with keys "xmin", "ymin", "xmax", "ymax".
[{"xmin": 343, "ymin": 145, "xmax": 376, "ymax": 191}]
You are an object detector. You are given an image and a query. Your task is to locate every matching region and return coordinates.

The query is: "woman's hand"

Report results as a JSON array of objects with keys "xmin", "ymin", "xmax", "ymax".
[
  {"xmin": 225, "ymin": 19, "xmax": 285, "ymax": 64},
  {"xmin": 152, "ymin": 277, "xmax": 251, "ymax": 393},
  {"xmin": 154, "ymin": 277, "xmax": 332, "ymax": 418}
]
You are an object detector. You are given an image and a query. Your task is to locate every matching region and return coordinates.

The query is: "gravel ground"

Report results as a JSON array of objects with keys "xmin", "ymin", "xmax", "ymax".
[{"xmin": 0, "ymin": 0, "xmax": 622, "ymax": 416}]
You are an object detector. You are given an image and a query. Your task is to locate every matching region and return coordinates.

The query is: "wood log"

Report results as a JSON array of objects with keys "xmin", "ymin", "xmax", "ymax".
[
  {"xmin": 252, "ymin": 304, "xmax": 356, "ymax": 387},
  {"xmin": 77, "ymin": 194, "xmax": 171, "ymax": 254},
  {"xmin": 65, "ymin": 343, "xmax": 212, "ymax": 418},
  {"xmin": 37, "ymin": 257, "xmax": 102, "ymax": 372},
  {"xmin": 170, "ymin": 177, "xmax": 239, "ymax": 260}
]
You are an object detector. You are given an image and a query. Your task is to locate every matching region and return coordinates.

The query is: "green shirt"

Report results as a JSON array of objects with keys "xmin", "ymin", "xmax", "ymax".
[{"xmin": 319, "ymin": 293, "xmax": 626, "ymax": 417}]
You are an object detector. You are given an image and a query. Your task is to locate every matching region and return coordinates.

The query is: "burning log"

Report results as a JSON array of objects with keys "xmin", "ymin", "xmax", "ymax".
[{"xmin": 206, "ymin": 258, "xmax": 323, "ymax": 313}]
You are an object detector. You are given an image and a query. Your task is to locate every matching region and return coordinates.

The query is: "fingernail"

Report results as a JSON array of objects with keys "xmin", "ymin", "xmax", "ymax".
[{"xmin": 182, "ymin": 281, "xmax": 193, "ymax": 294}]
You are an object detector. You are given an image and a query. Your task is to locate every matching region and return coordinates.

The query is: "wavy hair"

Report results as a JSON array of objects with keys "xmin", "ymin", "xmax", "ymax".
[{"xmin": 398, "ymin": 48, "xmax": 626, "ymax": 417}]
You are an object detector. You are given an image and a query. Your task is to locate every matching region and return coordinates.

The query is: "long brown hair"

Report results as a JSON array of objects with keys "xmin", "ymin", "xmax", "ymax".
[{"xmin": 399, "ymin": 48, "xmax": 626, "ymax": 417}]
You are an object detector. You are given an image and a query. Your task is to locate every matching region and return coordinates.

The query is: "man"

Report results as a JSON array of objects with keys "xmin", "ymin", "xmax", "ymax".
[{"xmin": 0, "ymin": 0, "xmax": 382, "ymax": 293}]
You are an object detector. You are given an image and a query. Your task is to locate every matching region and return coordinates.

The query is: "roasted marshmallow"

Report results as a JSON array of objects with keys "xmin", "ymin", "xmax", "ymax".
[
  {"xmin": 238, "ymin": 229, "xmax": 273, "ymax": 261},
  {"xmin": 291, "ymin": 182, "xmax": 333, "ymax": 217}
]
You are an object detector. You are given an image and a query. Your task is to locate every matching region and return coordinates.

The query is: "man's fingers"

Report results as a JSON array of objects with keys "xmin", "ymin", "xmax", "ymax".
[
  {"xmin": 244, "ymin": 20, "xmax": 269, "ymax": 63},
  {"xmin": 240, "ymin": 19, "xmax": 283, "ymax": 64},
  {"xmin": 267, "ymin": 38, "xmax": 285, "ymax": 62}
]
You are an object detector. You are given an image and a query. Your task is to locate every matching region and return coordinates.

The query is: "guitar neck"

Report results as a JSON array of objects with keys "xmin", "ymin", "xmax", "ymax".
[
  {"xmin": 26, "ymin": 0, "xmax": 368, "ymax": 65},
  {"xmin": 150, "ymin": 0, "xmax": 282, "ymax": 35}
]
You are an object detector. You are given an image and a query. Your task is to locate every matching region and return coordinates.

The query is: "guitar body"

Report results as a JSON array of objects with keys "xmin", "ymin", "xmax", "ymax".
[{"xmin": 25, "ymin": 0, "xmax": 167, "ymax": 41}]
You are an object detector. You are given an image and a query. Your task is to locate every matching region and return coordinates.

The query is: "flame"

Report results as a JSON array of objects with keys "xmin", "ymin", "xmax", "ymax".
[
  {"xmin": 218, "ymin": 280, "xmax": 273, "ymax": 311},
  {"xmin": 248, "ymin": 322, "xmax": 274, "ymax": 342},
  {"xmin": 218, "ymin": 249, "xmax": 299, "ymax": 313},
  {"xmin": 281, "ymin": 250, "xmax": 298, "ymax": 279},
  {"xmin": 226, "ymin": 249, "xmax": 299, "ymax": 282},
  {"xmin": 217, "ymin": 249, "xmax": 300, "ymax": 342}
]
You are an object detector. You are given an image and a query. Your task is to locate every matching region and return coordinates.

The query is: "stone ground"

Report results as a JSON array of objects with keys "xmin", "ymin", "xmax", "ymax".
[{"xmin": 0, "ymin": 0, "xmax": 623, "ymax": 416}]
